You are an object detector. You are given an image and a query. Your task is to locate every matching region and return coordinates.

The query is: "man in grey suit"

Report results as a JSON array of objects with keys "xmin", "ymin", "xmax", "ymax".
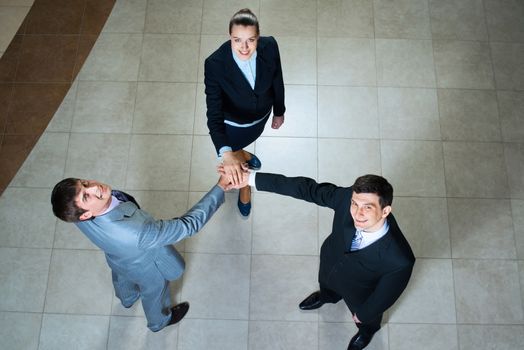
[{"xmin": 51, "ymin": 176, "xmax": 230, "ymax": 332}]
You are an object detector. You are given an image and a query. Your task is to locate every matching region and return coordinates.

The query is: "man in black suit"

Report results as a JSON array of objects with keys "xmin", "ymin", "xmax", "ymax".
[{"xmin": 238, "ymin": 171, "xmax": 415, "ymax": 350}]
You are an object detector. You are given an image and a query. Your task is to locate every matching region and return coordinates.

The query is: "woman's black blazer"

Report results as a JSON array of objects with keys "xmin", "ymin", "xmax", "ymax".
[{"xmin": 204, "ymin": 36, "xmax": 285, "ymax": 153}]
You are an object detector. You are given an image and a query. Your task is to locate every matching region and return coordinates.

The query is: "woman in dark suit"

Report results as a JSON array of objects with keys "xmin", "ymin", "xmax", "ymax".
[{"xmin": 204, "ymin": 8, "xmax": 285, "ymax": 216}]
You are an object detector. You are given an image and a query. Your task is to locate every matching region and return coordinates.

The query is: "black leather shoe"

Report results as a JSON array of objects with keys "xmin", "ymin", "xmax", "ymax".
[
  {"xmin": 347, "ymin": 331, "xmax": 373, "ymax": 350},
  {"xmin": 299, "ymin": 291, "xmax": 324, "ymax": 310},
  {"xmin": 237, "ymin": 194, "xmax": 251, "ymax": 217},
  {"xmin": 246, "ymin": 152, "xmax": 262, "ymax": 170},
  {"xmin": 167, "ymin": 302, "xmax": 190, "ymax": 326}
]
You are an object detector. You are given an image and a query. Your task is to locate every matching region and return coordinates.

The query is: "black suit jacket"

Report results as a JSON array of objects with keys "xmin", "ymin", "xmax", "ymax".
[
  {"xmin": 255, "ymin": 173, "xmax": 415, "ymax": 324},
  {"xmin": 204, "ymin": 36, "xmax": 285, "ymax": 153}
]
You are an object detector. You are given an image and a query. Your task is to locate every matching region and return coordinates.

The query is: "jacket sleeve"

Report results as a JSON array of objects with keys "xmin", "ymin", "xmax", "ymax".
[
  {"xmin": 354, "ymin": 263, "xmax": 414, "ymax": 323},
  {"xmin": 255, "ymin": 172, "xmax": 341, "ymax": 209},
  {"xmin": 137, "ymin": 185, "xmax": 225, "ymax": 249},
  {"xmin": 204, "ymin": 58, "xmax": 229, "ymax": 154},
  {"xmin": 269, "ymin": 37, "xmax": 285, "ymax": 116}
]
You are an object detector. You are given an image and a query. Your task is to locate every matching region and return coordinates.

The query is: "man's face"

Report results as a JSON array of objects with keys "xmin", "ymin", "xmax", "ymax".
[
  {"xmin": 350, "ymin": 192, "xmax": 391, "ymax": 232},
  {"xmin": 230, "ymin": 24, "xmax": 258, "ymax": 61},
  {"xmin": 75, "ymin": 179, "xmax": 112, "ymax": 221}
]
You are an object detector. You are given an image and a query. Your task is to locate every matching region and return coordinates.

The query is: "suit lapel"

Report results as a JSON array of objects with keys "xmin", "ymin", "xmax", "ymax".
[
  {"xmin": 342, "ymin": 198, "xmax": 356, "ymax": 251},
  {"xmin": 254, "ymin": 39, "xmax": 273, "ymax": 94},
  {"xmin": 225, "ymin": 49, "xmax": 255, "ymax": 92}
]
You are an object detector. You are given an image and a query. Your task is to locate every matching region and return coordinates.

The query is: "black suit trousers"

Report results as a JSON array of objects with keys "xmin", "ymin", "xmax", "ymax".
[{"xmin": 319, "ymin": 285, "xmax": 382, "ymax": 336}]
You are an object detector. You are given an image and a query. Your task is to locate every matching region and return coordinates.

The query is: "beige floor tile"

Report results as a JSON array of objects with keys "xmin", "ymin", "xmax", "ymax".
[
  {"xmin": 429, "ymin": 0, "xmax": 487, "ymax": 41},
  {"xmin": 11, "ymin": 132, "xmax": 69, "ymax": 187},
  {"xmin": 498, "ymin": 91, "xmax": 524, "ymax": 142},
  {"xmin": 317, "ymin": 0, "xmax": 374, "ymax": 38},
  {"xmin": 250, "ymin": 254, "xmax": 319, "ymax": 321},
  {"xmin": 318, "ymin": 86, "xmax": 379, "ymax": 138},
  {"xmin": 438, "ymin": 89, "xmax": 501, "ymax": 142},
  {"xmin": 505, "ymin": 142, "xmax": 524, "ymax": 199},
  {"xmin": 389, "ymin": 258, "xmax": 456, "ymax": 323},
  {"xmin": 318, "ymin": 138, "xmax": 381, "ymax": 187},
  {"xmin": 0, "ymin": 248, "xmax": 51, "ymax": 312},
  {"xmin": 378, "ymin": 87, "xmax": 440, "ymax": 140},
  {"xmin": 393, "ymin": 197, "xmax": 451, "ymax": 258},
  {"xmin": 259, "ymin": 0, "xmax": 316, "ymax": 37},
  {"xmin": 491, "ymin": 42, "xmax": 524, "ymax": 91},
  {"xmin": 103, "ymin": 0, "xmax": 147, "ymax": 33},
  {"xmin": 65, "ymin": 133, "xmax": 130, "ymax": 189},
  {"xmin": 513, "ymin": 200, "xmax": 524, "ymax": 259},
  {"xmin": 107, "ymin": 316, "xmax": 178, "ymax": 350},
  {"xmin": 133, "ymin": 82, "xmax": 196, "ymax": 134},
  {"xmin": 44, "ymin": 249, "xmax": 114, "ymax": 314},
  {"xmin": 318, "ymin": 38, "xmax": 376, "ymax": 86},
  {"xmin": 0, "ymin": 312, "xmax": 41, "ymax": 350},
  {"xmin": 261, "ymin": 84, "xmax": 317, "ymax": 137},
  {"xmin": 178, "ymin": 319, "xmax": 248, "ymax": 350},
  {"xmin": 443, "ymin": 141, "xmax": 509, "ymax": 198},
  {"xmin": 458, "ymin": 325, "xmax": 524, "ymax": 350},
  {"xmin": 277, "ymin": 36, "xmax": 316, "ymax": 85},
  {"xmin": 145, "ymin": 0, "xmax": 203, "ymax": 34},
  {"xmin": 454, "ymin": 259, "xmax": 524, "ymax": 324},
  {"xmin": 73, "ymin": 81, "xmax": 136, "ymax": 133},
  {"xmin": 433, "ymin": 40, "xmax": 494, "ymax": 89},
  {"xmin": 449, "ymin": 198, "xmax": 516, "ymax": 259},
  {"xmin": 39, "ymin": 314, "xmax": 109, "ymax": 350},
  {"xmin": 376, "ymin": 39, "xmax": 436, "ymax": 87},
  {"xmin": 78, "ymin": 33, "xmax": 142, "ymax": 81},
  {"xmin": 381, "ymin": 140, "xmax": 446, "ymax": 197},
  {"xmin": 389, "ymin": 324, "xmax": 458, "ymax": 350},
  {"xmin": 181, "ymin": 253, "xmax": 250, "ymax": 319},
  {"xmin": 250, "ymin": 321, "xmax": 318, "ymax": 350},
  {"xmin": 484, "ymin": 0, "xmax": 524, "ymax": 42},
  {"xmin": 126, "ymin": 134, "xmax": 192, "ymax": 190},
  {"xmin": 374, "ymin": 0, "xmax": 431, "ymax": 39},
  {"xmin": 252, "ymin": 192, "xmax": 318, "ymax": 255},
  {"xmin": 255, "ymin": 136, "xmax": 317, "ymax": 179},
  {"xmin": 0, "ymin": 188, "xmax": 56, "ymax": 248},
  {"xmin": 139, "ymin": 34, "xmax": 199, "ymax": 82}
]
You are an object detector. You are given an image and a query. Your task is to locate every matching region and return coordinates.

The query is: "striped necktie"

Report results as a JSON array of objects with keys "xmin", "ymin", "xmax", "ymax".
[{"xmin": 350, "ymin": 230, "xmax": 363, "ymax": 251}]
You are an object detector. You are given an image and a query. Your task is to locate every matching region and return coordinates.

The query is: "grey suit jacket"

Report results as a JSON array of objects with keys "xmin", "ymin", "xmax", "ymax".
[{"xmin": 75, "ymin": 185, "xmax": 225, "ymax": 282}]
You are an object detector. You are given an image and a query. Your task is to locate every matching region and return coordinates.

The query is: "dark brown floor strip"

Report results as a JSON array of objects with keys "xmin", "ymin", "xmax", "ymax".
[{"xmin": 0, "ymin": 0, "xmax": 116, "ymax": 196}]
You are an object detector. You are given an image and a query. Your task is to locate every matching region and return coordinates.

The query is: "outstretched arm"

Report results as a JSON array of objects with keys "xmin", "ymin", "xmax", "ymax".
[
  {"xmin": 137, "ymin": 179, "xmax": 227, "ymax": 249},
  {"xmin": 225, "ymin": 171, "xmax": 342, "ymax": 209}
]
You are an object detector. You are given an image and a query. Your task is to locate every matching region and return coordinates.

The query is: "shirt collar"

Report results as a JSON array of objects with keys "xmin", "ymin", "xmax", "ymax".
[
  {"xmin": 360, "ymin": 220, "xmax": 390, "ymax": 245},
  {"xmin": 99, "ymin": 195, "xmax": 122, "ymax": 216}
]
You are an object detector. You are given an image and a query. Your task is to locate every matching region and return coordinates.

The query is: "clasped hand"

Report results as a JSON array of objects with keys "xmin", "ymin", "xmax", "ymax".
[{"xmin": 217, "ymin": 150, "xmax": 250, "ymax": 190}]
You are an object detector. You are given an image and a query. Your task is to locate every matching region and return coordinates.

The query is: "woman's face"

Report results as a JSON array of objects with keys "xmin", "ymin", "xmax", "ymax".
[{"xmin": 230, "ymin": 24, "xmax": 258, "ymax": 61}]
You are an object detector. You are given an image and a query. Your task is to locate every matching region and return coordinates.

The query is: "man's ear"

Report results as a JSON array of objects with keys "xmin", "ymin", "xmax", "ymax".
[
  {"xmin": 382, "ymin": 205, "xmax": 392, "ymax": 218},
  {"xmin": 79, "ymin": 211, "xmax": 93, "ymax": 221}
]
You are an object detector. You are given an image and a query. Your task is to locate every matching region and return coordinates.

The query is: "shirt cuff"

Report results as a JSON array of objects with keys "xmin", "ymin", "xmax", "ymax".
[
  {"xmin": 248, "ymin": 171, "xmax": 257, "ymax": 188},
  {"xmin": 218, "ymin": 146, "xmax": 232, "ymax": 159}
]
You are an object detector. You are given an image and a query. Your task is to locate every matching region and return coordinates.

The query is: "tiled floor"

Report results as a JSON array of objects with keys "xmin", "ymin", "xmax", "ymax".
[{"xmin": 1, "ymin": 0, "xmax": 524, "ymax": 349}]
